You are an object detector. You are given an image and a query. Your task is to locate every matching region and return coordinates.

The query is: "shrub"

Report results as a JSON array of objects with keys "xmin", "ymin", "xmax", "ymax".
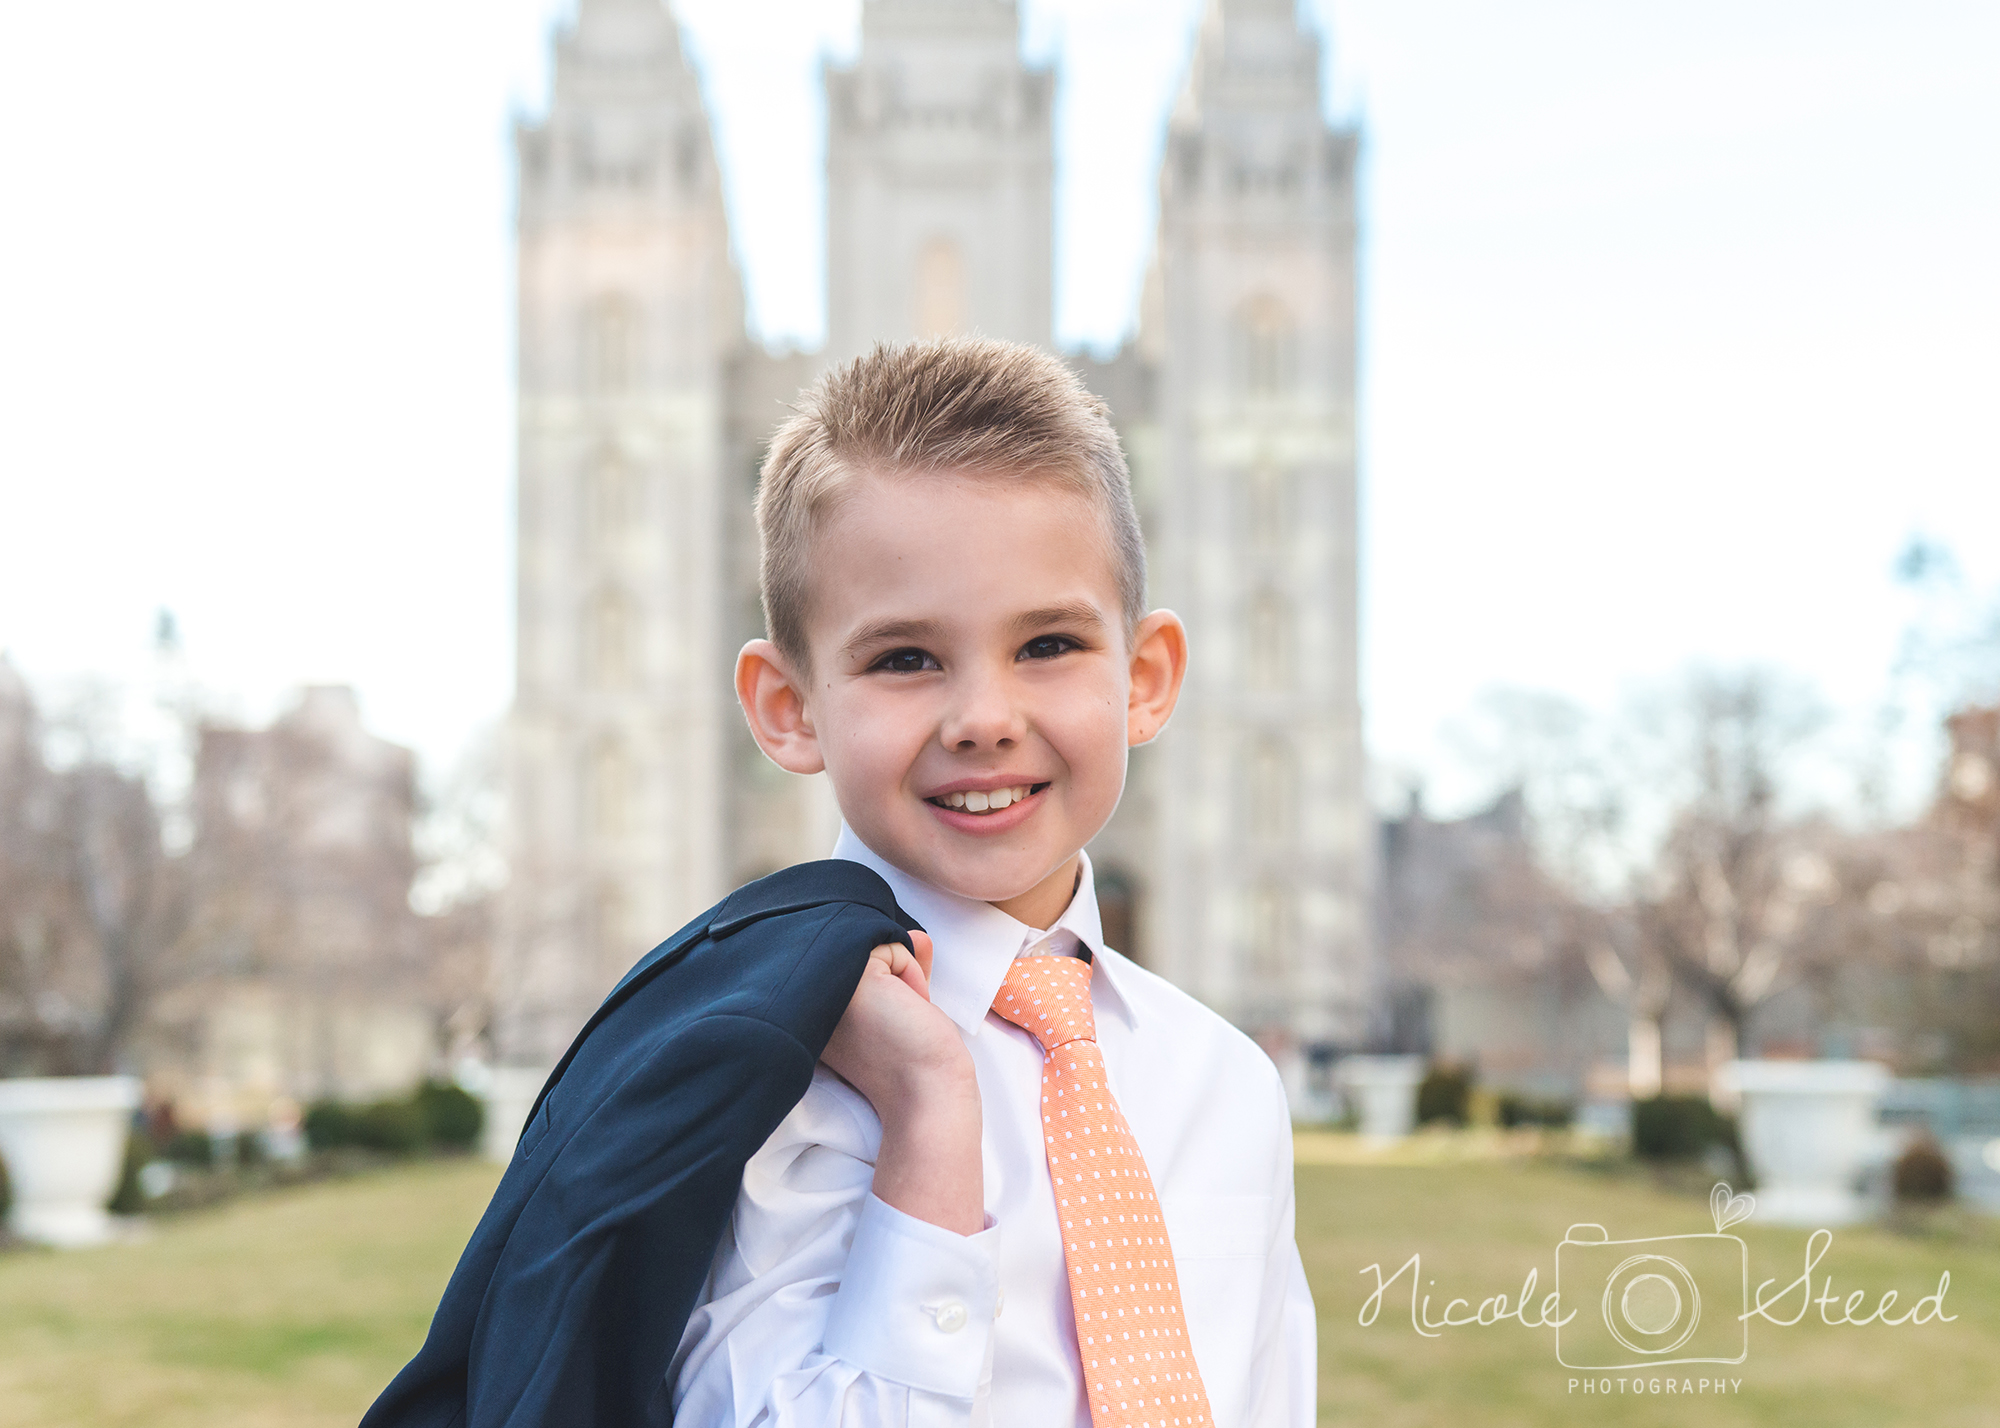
[
  {"xmin": 1632, "ymin": 1095, "xmax": 1738, "ymax": 1161},
  {"xmin": 1417, "ymin": 1063, "xmax": 1475, "ymax": 1127},
  {"xmin": 164, "ymin": 1129, "xmax": 214, "ymax": 1167},
  {"xmin": 303, "ymin": 1083, "xmax": 485, "ymax": 1159},
  {"xmin": 414, "ymin": 1080, "xmax": 484, "ymax": 1152},
  {"xmin": 350, "ymin": 1099, "xmax": 428, "ymax": 1155},
  {"xmin": 304, "ymin": 1100, "xmax": 355, "ymax": 1151},
  {"xmin": 1497, "ymin": 1092, "xmax": 1576, "ymax": 1130},
  {"xmin": 1893, "ymin": 1136, "xmax": 1954, "ymax": 1204}
]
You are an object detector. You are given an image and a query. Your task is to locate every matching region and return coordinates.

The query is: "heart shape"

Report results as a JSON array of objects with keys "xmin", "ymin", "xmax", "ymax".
[{"xmin": 1710, "ymin": 1181, "xmax": 1756, "ymax": 1232}]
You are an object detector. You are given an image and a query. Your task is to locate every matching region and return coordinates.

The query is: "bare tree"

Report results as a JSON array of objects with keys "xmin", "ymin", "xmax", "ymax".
[
  {"xmin": 1577, "ymin": 919, "xmax": 1675, "ymax": 1097},
  {"xmin": 0, "ymin": 663, "xmax": 190, "ymax": 1075},
  {"xmin": 411, "ymin": 720, "xmax": 504, "ymax": 1061},
  {"xmin": 1429, "ymin": 661, "xmax": 1998, "ymax": 1091},
  {"xmin": 1439, "ymin": 687, "xmax": 1674, "ymax": 1092},
  {"xmin": 1619, "ymin": 673, "xmax": 1848, "ymax": 1092},
  {"xmin": 1459, "ymin": 672, "xmax": 1858, "ymax": 1095}
]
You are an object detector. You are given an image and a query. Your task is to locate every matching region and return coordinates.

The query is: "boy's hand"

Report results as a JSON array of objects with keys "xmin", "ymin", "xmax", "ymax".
[
  {"xmin": 821, "ymin": 930, "xmax": 966, "ymax": 1114},
  {"xmin": 821, "ymin": 930, "xmax": 985, "ymax": 1236}
]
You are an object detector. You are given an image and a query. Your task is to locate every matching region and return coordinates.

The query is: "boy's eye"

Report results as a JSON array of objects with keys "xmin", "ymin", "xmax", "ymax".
[
  {"xmin": 1019, "ymin": 635, "xmax": 1079, "ymax": 662},
  {"xmin": 874, "ymin": 648, "xmax": 940, "ymax": 673}
]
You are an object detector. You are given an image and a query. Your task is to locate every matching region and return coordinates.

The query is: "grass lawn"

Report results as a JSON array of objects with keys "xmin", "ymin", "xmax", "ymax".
[
  {"xmin": 1, "ymin": 1152, "xmax": 1995, "ymax": 1425},
  {"xmin": 1304, "ymin": 1156, "xmax": 2000, "ymax": 1427},
  {"xmin": 0, "ymin": 1160, "xmax": 500, "ymax": 1428}
]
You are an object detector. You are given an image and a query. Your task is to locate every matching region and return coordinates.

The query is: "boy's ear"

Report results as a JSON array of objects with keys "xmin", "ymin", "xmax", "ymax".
[
  {"xmin": 1126, "ymin": 610, "xmax": 1188, "ymax": 747},
  {"xmin": 736, "ymin": 639, "xmax": 826, "ymax": 775}
]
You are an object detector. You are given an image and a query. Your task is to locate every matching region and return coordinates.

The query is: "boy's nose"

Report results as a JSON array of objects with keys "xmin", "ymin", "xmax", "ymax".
[{"xmin": 939, "ymin": 667, "xmax": 1026, "ymax": 751}]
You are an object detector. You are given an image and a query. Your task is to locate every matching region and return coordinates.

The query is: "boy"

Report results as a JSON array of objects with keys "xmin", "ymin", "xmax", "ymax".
[{"xmin": 673, "ymin": 338, "xmax": 1314, "ymax": 1425}]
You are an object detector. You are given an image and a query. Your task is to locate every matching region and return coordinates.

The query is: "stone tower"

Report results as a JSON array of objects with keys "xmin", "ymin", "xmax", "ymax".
[
  {"xmin": 1142, "ymin": 0, "xmax": 1368, "ymax": 1060},
  {"xmin": 824, "ymin": 0, "xmax": 1053, "ymax": 359},
  {"xmin": 499, "ymin": 0, "xmax": 742, "ymax": 1064}
]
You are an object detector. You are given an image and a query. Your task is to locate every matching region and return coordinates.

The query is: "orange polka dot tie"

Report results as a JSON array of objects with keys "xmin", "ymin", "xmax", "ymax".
[{"xmin": 991, "ymin": 954, "xmax": 1212, "ymax": 1428}]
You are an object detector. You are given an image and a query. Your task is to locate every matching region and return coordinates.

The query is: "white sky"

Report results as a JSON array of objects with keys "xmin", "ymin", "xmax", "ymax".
[{"xmin": 1, "ymin": 0, "xmax": 1996, "ymax": 811}]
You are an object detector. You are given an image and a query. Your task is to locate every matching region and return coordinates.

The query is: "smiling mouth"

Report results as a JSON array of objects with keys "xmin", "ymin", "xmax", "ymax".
[{"xmin": 926, "ymin": 782, "xmax": 1050, "ymax": 815}]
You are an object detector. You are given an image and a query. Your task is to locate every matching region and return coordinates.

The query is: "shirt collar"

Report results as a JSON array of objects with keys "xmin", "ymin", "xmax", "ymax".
[{"xmin": 830, "ymin": 825, "xmax": 1139, "ymax": 1038}]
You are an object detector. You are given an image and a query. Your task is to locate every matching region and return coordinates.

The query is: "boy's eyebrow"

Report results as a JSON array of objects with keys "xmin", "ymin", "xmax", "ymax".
[
  {"xmin": 840, "ymin": 616, "xmax": 948, "ymax": 658},
  {"xmin": 1013, "ymin": 600, "xmax": 1108, "ymax": 633}
]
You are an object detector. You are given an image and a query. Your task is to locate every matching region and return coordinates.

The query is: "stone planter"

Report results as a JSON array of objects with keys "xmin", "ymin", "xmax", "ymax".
[
  {"xmin": 0, "ymin": 1075, "xmax": 143, "ymax": 1247},
  {"xmin": 1720, "ymin": 1060, "xmax": 1889, "ymax": 1226},
  {"xmin": 478, "ymin": 1065, "xmax": 552, "ymax": 1164},
  {"xmin": 1336, "ymin": 1055, "xmax": 1427, "ymax": 1143}
]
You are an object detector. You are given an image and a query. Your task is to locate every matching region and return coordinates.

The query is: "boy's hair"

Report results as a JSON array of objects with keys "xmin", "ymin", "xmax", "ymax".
[{"xmin": 755, "ymin": 337, "xmax": 1147, "ymax": 667}]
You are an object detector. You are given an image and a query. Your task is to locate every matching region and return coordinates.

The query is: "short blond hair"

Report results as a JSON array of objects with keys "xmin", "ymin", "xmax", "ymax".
[{"xmin": 756, "ymin": 337, "xmax": 1147, "ymax": 666}]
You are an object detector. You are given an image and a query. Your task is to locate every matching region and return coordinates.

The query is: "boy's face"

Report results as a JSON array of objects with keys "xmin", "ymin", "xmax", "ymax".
[{"xmin": 739, "ymin": 469, "xmax": 1185, "ymax": 919}]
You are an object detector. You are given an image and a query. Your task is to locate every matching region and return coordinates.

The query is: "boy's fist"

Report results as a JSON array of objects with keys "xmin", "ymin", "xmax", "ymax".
[
  {"xmin": 821, "ymin": 930, "xmax": 973, "ymax": 1117},
  {"xmin": 821, "ymin": 930, "xmax": 985, "ymax": 1236}
]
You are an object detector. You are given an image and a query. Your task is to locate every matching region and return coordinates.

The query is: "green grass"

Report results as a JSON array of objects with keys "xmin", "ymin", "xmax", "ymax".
[
  {"xmin": 0, "ymin": 1159, "xmax": 499, "ymax": 1428},
  {"xmin": 1, "ymin": 1153, "xmax": 1995, "ymax": 1425},
  {"xmin": 1305, "ymin": 1158, "xmax": 2000, "ymax": 1427}
]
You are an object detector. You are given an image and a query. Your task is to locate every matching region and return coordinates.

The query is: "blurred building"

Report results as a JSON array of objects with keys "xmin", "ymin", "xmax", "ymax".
[
  {"xmin": 0, "ymin": 654, "xmax": 29, "ymax": 770},
  {"xmin": 149, "ymin": 687, "xmax": 437, "ymax": 1120},
  {"xmin": 1376, "ymin": 791, "xmax": 1636, "ymax": 1102},
  {"xmin": 501, "ymin": 0, "xmax": 1366, "ymax": 1082}
]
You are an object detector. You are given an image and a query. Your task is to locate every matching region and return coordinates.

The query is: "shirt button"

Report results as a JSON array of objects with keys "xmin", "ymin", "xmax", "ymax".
[{"xmin": 934, "ymin": 1301, "xmax": 968, "ymax": 1333}]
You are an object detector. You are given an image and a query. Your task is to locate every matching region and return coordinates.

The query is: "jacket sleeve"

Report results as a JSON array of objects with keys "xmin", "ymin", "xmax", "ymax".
[
  {"xmin": 670, "ymin": 1068, "xmax": 1004, "ymax": 1428},
  {"xmin": 467, "ymin": 1014, "xmax": 824, "ymax": 1428}
]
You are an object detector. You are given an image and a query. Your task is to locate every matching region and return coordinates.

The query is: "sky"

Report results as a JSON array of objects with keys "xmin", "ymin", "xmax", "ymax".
[{"xmin": 1, "ymin": 0, "xmax": 1996, "ymax": 813}]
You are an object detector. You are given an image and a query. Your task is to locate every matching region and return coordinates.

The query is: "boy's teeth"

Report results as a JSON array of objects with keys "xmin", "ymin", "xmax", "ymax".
[{"xmin": 938, "ymin": 785, "xmax": 1033, "ymax": 814}]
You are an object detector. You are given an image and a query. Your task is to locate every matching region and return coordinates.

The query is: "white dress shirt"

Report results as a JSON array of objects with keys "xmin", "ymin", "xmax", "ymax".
[{"xmin": 670, "ymin": 829, "xmax": 1316, "ymax": 1427}]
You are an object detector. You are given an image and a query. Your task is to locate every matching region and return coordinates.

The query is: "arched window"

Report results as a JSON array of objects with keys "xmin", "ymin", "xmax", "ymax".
[
  {"xmin": 1249, "ymin": 883, "xmax": 1292, "ymax": 980},
  {"xmin": 1247, "ymin": 464, "xmax": 1286, "ymax": 554},
  {"xmin": 590, "ymin": 739, "xmax": 630, "ymax": 839},
  {"xmin": 588, "ymin": 588, "xmax": 633, "ymax": 689},
  {"xmin": 915, "ymin": 236, "xmax": 966, "ymax": 338},
  {"xmin": 1247, "ymin": 738, "xmax": 1296, "ymax": 844},
  {"xmin": 583, "ymin": 295, "xmax": 637, "ymax": 392},
  {"xmin": 586, "ymin": 450, "xmax": 635, "ymax": 545},
  {"xmin": 1246, "ymin": 590, "xmax": 1291, "ymax": 692},
  {"xmin": 1236, "ymin": 295, "xmax": 1294, "ymax": 396}
]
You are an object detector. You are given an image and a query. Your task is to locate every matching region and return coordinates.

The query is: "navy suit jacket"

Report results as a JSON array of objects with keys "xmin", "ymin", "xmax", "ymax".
[{"xmin": 360, "ymin": 859, "xmax": 921, "ymax": 1428}]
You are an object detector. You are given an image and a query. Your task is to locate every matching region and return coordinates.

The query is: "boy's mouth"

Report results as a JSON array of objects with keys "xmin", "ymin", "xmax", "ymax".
[{"xmin": 925, "ymin": 782, "xmax": 1050, "ymax": 815}]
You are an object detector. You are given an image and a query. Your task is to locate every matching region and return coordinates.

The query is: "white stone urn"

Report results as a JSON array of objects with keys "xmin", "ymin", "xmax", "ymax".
[
  {"xmin": 477, "ymin": 1065, "xmax": 552, "ymax": 1164},
  {"xmin": 1720, "ymin": 1059, "xmax": 1890, "ymax": 1226},
  {"xmin": 1336, "ymin": 1055, "xmax": 1427, "ymax": 1143},
  {"xmin": 0, "ymin": 1075, "xmax": 143, "ymax": 1247}
]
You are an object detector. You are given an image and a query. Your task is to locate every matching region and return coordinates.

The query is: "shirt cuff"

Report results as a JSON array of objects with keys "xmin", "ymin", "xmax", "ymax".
[{"xmin": 821, "ymin": 1192, "xmax": 1001, "ymax": 1398}]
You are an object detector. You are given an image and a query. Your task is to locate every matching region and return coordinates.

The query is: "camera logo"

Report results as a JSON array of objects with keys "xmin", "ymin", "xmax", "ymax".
[{"xmin": 1555, "ymin": 1184, "xmax": 1754, "ymax": 1370}]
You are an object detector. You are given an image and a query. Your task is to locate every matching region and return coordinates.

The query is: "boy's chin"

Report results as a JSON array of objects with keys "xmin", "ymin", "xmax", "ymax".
[
  {"xmin": 912, "ymin": 857, "xmax": 1046, "ymax": 906},
  {"xmin": 897, "ymin": 839, "xmax": 1069, "ymax": 906}
]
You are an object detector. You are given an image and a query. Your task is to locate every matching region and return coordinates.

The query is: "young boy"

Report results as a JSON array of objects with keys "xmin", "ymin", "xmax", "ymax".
[{"xmin": 673, "ymin": 338, "xmax": 1314, "ymax": 1426}]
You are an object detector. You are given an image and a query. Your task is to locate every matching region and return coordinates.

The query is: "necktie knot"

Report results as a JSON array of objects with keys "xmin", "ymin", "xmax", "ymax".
[{"xmin": 990, "ymin": 953, "xmax": 1097, "ymax": 1051}]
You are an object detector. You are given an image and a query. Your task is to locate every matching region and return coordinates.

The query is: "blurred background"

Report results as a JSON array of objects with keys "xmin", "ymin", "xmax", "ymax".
[{"xmin": 1, "ymin": 1, "xmax": 1997, "ymax": 1424}]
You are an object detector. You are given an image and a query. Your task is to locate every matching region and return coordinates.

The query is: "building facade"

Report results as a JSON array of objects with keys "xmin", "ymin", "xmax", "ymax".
[
  {"xmin": 500, "ymin": 0, "xmax": 1369, "ymax": 1089},
  {"xmin": 162, "ymin": 687, "xmax": 440, "ymax": 1120}
]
